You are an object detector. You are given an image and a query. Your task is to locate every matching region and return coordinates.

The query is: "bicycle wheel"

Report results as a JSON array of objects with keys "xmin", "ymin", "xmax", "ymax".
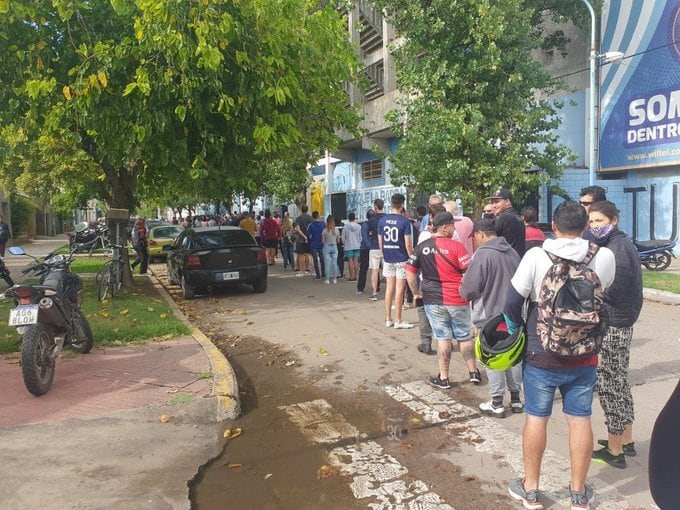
[
  {"xmin": 95, "ymin": 260, "xmax": 112, "ymax": 285},
  {"xmin": 110, "ymin": 260, "xmax": 124, "ymax": 296},
  {"xmin": 98, "ymin": 264, "xmax": 111, "ymax": 301}
]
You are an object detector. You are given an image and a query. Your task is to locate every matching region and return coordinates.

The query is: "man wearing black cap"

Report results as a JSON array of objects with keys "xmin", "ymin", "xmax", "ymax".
[
  {"xmin": 486, "ymin": 187, "xmax": 526, "ymax": 257},
  {"xmin": 406, "ymin": 211, "xmax": 479, "ymax": 389}
]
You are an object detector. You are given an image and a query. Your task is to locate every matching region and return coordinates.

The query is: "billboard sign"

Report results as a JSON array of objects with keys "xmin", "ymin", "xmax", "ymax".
[{"xmin": 600, "ymin": 1, "xmax": 680, "ymax": 171}]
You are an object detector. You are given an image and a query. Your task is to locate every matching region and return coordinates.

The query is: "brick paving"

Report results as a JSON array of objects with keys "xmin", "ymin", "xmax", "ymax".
[{"xmin": 0, "ymin": 335, "xmax": 212, "ymax": 428}]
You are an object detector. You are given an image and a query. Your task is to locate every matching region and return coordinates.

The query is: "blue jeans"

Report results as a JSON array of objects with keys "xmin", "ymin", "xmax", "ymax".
[
  {"xmin": 311, "ymin": 247, "xmax": 325, "ymax": 278},
  {"xmin": 424, "ymin": 304, "xmax": 472, "ymax": 341},
  {"xmin": 323, "ymin": 244, "xmax": 338, "ymax": 279},
  {"xmin": 281, "ymin": 240, "xmax": 295, "ymax": 268},
  {"xmin": 523, "ymin": 363, "xmax": 597, "ymax": 417}
]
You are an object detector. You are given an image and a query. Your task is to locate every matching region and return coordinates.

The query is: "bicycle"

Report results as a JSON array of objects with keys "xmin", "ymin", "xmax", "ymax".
[{"xmin": 97, "ymin": 241, "xmax": 127, "ymax": 301}]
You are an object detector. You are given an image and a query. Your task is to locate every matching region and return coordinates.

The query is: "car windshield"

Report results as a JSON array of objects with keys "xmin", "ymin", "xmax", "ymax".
[
  {"xmin": 191, "ymin": 230, "xmax": 255, "ymax": 249},
  {"xmin": 153, "ymin": 227, "xmax": 182, "ymax": 238}
]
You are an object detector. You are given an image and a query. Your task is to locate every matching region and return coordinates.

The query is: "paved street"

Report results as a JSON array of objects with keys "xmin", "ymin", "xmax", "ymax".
[{"xmin": 180, "ymin": 262, "xmax": 678, "ymax": 509}]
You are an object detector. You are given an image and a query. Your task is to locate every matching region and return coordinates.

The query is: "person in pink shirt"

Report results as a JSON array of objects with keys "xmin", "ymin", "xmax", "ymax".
[{"xmin": 444, "ymin": 201, "xmax": 473, "ymax": 255}]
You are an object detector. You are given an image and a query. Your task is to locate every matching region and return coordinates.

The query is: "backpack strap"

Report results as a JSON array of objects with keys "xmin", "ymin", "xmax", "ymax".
[{"xmin": 581, "ymin": 241, "xmax": 600, "ymax": 266}]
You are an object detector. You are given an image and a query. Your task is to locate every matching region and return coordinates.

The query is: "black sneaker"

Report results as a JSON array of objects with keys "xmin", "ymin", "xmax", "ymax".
[
  {"xmin": 429, "ymin": 375, "xmax": 451, "ymax": 389},
  {"xmin": 591, "ymin": 447, "xmax": 626, "ymax": 469},
  {"xmin": 597, "ymin": 439, "xmax": 636, "ymax": 457},
  {"xmin": 469, "ymin": 370, "xmax": 482, "ymax": 385},
  {"xmin": 510, "ymin": 400, "xmax": 525, "ymax": 413}
]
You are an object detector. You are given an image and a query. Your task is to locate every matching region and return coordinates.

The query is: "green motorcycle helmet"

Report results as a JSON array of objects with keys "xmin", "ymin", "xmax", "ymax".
[{"xmin": 475, "ymin": 314, "xmax": 526, "ymax": 370}]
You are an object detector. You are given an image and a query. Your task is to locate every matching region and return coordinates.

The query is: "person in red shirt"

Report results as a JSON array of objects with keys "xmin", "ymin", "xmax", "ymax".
[
  {"xmin": 406, "ymin": 212, "xmax": 479, "ymax": 390},
  {"xmin": 521, "ymin": 206, "xmax": 545, "ymax": 251},
  {"xmin": 261, "ymin": 210, "xmax": 281, "ymax": 265}
]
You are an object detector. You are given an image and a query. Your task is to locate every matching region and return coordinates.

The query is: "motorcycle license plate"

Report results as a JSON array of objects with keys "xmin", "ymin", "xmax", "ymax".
[{"xmin": 9, "ymin": 305, "xmax": 39, "ymax": 326}]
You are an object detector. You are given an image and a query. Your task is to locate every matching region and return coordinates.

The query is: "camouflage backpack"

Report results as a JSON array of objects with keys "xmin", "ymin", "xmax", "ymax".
[{"xmin": 536, "ymin": 243, "xmax": 605, "ymax": 358}]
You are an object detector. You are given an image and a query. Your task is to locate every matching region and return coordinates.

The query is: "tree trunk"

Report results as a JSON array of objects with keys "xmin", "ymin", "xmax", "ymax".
[{"xmin": 104, "ymin": 165, "xmax": 137, "ymax": 288}]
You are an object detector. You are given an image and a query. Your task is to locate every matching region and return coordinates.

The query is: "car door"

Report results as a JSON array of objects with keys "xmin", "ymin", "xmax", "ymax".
[{"xmin": 167, "ymin": 231, "xmax": 189, "ymax": 279}]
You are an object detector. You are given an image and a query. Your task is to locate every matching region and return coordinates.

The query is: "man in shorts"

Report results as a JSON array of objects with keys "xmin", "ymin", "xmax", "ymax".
[
  {"xmin": 406, "ymin": 211, "xmax": 476, "ymax": 389},
  {"xmin": 294, "ymin": 205, "xmax": 313, "ymax": 276},
  {"xmin": 378, "ymin": 193, "xmax": 414, "ymax": 329},
  {"xmin": 503, "ymin": 201, "xmax": 615, "ymax": 510},
  {"xmin": 366, "ymin": 198, "xmax": 386, "ymax": 301}
]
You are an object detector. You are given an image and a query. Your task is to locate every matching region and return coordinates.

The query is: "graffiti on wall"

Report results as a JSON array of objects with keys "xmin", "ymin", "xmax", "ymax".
[{"xmin": 346, "ymin": 186, "xmax": 407, "ymax": 221}]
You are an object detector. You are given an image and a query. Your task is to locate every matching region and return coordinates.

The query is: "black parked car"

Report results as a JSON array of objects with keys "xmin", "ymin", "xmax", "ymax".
[{"xmin": 165, "ymin": 227, "xmax": 268, "ymax": 299}]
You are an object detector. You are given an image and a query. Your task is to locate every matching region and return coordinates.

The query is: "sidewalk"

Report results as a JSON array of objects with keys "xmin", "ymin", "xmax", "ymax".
[{"xmin": 0, "ymin": 236, "xmax": 239, "ymax": 509}]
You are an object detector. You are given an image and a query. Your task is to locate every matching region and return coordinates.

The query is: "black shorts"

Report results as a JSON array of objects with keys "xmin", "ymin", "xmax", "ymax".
[
  {"xmin": 264, "ymin": 239, "xmax": 278, "ymax": 248},
  {"xmin": 295, "ymin": 242, "xmax": 310, "ymax": 254}
]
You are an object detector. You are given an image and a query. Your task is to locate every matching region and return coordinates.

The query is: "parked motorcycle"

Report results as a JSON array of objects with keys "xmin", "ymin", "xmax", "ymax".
[
  {"xmin": 635, "ymin": 239, "xmax": 677, "ymax": 271},
  {"xmin": 0, "ymin": 254, "xmax": 13, "ymax": 287},
  {"xmin": 5, "ymin": 246, "xmax": 94, "ymax": 396}
]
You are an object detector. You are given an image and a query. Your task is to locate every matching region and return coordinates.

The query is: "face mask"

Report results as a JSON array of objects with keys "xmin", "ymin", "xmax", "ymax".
[{"xmin": 590, "ymin": 224, "xmax": 613, "ymax": 239}]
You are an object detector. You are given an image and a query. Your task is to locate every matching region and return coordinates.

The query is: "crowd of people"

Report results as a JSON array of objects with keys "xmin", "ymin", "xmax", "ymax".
[{"xmin": 277, "ymin": 186, "xmax": 641, "ymax": 510}]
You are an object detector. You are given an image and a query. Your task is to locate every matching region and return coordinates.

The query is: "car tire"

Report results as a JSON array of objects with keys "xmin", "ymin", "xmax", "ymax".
[
  {"xmin": 181, "ymin": 274, "xmax": 195, "ymax": 299},
  {"xmin": 252, "ymin": 278, "xmax": 267, "ymax": 293}
]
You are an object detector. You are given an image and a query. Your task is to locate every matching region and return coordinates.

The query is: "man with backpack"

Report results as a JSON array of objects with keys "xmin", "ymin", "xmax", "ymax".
[{"xmin": 503, "ymin": 201, "xmax": 615, "ymax": 510}]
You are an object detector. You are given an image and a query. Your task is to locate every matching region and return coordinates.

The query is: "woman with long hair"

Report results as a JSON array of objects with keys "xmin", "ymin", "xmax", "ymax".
[
  {"xmin": 322, "ymin": 215, "xmax": 339, "ymax": 284},
  {"xmin": 588, "ymin": 200, "xmax": 643, "ymax": 469},
  {"xmin": 280, "ymin": 212, "xmax": 295, "ymax": 270}
]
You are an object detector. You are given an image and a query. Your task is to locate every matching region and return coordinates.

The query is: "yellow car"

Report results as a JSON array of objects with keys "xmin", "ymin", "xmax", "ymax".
[{"xmin": 148, "ymin": 225, "xmax": 183, "ymax": 262}]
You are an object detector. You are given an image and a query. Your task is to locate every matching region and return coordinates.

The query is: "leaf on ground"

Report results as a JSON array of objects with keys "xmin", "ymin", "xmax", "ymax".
[
  {"xmin": 160, "ymin": 414, "xmax": 170, "ymax": 423},
  {"xmin": 100, "ymin": 310, "xmax": 109, "ymax": 318},
  {"xmin": 119, "ymin": 309, "xmax": 129, "ymax": 315},
  {"xmin": 159, "ymin": 313, "xmax": 168, "ymax": 319},
  {"xmin": 409, "ymin": 417, "xmax": 421, "ymax": 424},
  {"xmin": 147, "ymin": 307, "xmax": 155, "ymax": 312},
  {"xmin": 317, "ymin": 347, "xmax": 329, "ymax": 356},
  {"xmin": 227, "ymin": 463, "xmax": 242, "ymax": 469},
  {"xmin": 316, "ymin": 465, "xmax": 338, "ymax": 479}
]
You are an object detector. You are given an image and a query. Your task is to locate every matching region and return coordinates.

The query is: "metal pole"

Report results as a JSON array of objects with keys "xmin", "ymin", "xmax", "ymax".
[{"xmin": 580, "ymin": 0, "xmax": 597, "ymax": 186}]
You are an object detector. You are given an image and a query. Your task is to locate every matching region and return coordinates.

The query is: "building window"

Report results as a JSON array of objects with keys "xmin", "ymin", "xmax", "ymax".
[{"xmin": 361, "ymin": 159, "xmax": 383, "ymax": 181}]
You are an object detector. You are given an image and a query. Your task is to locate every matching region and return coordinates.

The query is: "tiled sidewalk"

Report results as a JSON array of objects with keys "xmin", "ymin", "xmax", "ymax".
[{"xmin": 0, "ymin": 336, "xmax": 211, "ymax": 428}]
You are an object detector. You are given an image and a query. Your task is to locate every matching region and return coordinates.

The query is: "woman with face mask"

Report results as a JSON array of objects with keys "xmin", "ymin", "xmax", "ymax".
[{"xmin": 588, "ymin": 200, "xmax": 643, "ymax": 470}]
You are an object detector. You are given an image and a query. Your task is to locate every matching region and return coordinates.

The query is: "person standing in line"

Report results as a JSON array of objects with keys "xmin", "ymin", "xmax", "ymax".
[
  {"xmin": 444, "ymin": 200, "xmax": 474, "ymax": 256},
  {"xmin": 521, "ymin": 206, "xmax": 546, "ymax": 251},
  {"xmin": 406, "ymin": 212, "xmax": 474, "ymax": 387},
  {"xmin": 419, "ymin": 194, "xmax": 443, "ymax": 232},
  {"xmin": 588, "ymin": 201, "xmax": 643, "ymax": 469},
  {"xmin": 0, "ymin": 215, "xmax": 10, "ymax": 257},
  {"xmin": 322, "ymin": 215, "xmax": 340, "ymax": 284},
  {"xmin": 342, "ymin": 212, "xmax": 362, "ymax": 282},
  {"xmin": 335, "ymin": 216, "xmax": 345, "ymax": 279},
  {"xmin": 357, "ymin": 209, "xmax": 378, "ymax": 295},
  {"xmin": 579, "ymin": 185, "xmax": 607, "ymax": 241},
  {"xmin": 482, "ymin": 203, "xmax": 495, "ymax": 219},
  {"xmin": 307, "ymin": 211, "xmax": 326, "ymax": 280},
  {"xmin": 280, "ymin": 212, "xmax": 296, "ymax": 270},
  {"xmin": 378, "ymin": 193, "xmax": 414, "ymax": 329},
  {"xmin": 367, "ymin": 198, "xmax": 386, "ymax": 301},
  {"xmin": 294, "ymin": 205, "xmax": 313, "ymax": 276},
  {"xmin": 460, "ymin": 218, "xmax": 523, "ymax": 417},
  {"xmin": 130, "ymin": 218, "xmax": 149, "ymax": 275},
  {"xmin": 486, "ymin": 187, "xmax": 526, "ymax": 257},
  {"xmin": 503, "ymin": 201, "xmax": 615, "ymax": 510},
  {"xmin": 239, "ymin": 211, "xmax": 257, "ymax": 240},
  {"xmin": 261, "ymin": 210, "xmax": 280, "ymax": 265}
]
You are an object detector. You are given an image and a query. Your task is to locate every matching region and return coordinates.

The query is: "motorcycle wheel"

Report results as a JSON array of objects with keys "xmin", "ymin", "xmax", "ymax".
[
  {"xmin": 2, "ymin": 272, "xmax": 13, "ymax": 287},
  {"xmin": 21, "ymin": 324, "xmax": 56, "ymax": 396},
  {"xmin": 643, "ymin": 253, "xmax": 672, "ymax": 271},
  {"xmin": 70, "ymin": 310, "xmax": 94, "ymax": 354}
]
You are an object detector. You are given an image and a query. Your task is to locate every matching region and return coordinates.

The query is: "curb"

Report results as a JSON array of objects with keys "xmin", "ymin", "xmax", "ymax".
[
  {"xmin": 147, "ymin": 273, "xmax": 241, "ymax": 422},
  {"xmin": 643, "ymin": 287, "xmax": 680, "ymax": 305}
]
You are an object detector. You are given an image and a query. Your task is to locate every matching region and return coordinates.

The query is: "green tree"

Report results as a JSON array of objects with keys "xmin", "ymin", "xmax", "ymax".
[
  {"xmin": 0, "ymin": 0, "xmax": 361, "ymax": 281},
  {"xmin": 375, "ymin": 0, "xmax": 577, "ymax": 211}
]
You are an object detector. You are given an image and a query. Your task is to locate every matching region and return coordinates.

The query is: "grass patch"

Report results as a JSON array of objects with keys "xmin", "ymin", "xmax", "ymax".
[
  {"xmin": 0, "ymin": 276, "xmax": 190, "ymax": 354},
  {"xmin": 642, "ymin": 271, "xmax": 680, "ymax": 294},
  {"xmin": 169, "ymin": 394, "xmax": 193, "ymax": 406},
  {"xmin": 197, "ymin": 371, "xmax": 213, "ymax": 380},
  {"xmin": 70, "ymin": 257, "xmax": 109, "ymax": 274}
]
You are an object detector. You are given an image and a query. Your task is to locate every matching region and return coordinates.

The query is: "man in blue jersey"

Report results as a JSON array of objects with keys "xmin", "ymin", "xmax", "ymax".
[{"xmin": 378, "ymin": 193, "xmax": 415, "ymax": 329}]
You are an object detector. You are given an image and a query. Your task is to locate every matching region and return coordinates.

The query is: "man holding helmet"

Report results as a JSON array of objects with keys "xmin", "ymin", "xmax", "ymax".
[{"xmin": 461, "ymin": 217, "xmax": 523, "ymax": 418}]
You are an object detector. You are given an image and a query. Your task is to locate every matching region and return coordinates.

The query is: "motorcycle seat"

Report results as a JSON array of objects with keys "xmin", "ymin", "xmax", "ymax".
[
  {"xmin": 41, "ymin": 274, "xmax": 65, "ymax": 296},
  {"xmin": 634, "ymin": 239, "xmax": 673, "ymax": 250}
]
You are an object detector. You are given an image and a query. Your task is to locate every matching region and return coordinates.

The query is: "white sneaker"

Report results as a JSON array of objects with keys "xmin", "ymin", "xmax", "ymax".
[
  {"xmin": 356, "ymin": 290, "xmax": 364, "ymax": 295},
  {"xmin": 324, "ymin": 279, "xmax": 330, "ymax": 284},
  {"xmin": 385, "ymin": 320, "xmax": 394, "ymax": 328},
  {"xmin": 479, "ymin": 401, "xmax": 506, "ymax": 418},
  {"xmin": 393, "ymin": 321, "xmax": 414, "ymax": 329},
  {"xmin": 332, "ymin": 278, "xmax": 337, "ymax": 284},
  {"xmin": 295, "ymin": 272, "xmax": 304, "ymax": 277}
]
